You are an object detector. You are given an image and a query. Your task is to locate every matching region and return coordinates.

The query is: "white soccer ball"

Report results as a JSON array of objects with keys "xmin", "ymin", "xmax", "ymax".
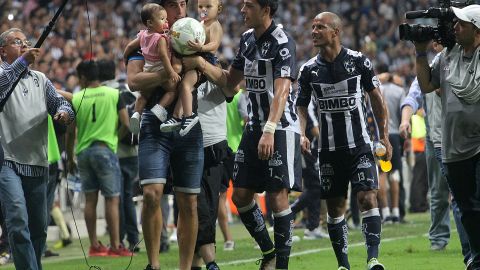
[{"xmin": 170, "ymin": 18, "xmax": 206, "ymax": 56}]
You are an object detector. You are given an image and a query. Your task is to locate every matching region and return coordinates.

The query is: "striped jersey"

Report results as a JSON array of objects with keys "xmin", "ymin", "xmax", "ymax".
[
  {"xmin": 296, "ymin": 47, "xmax": 381, "ymax": 151},
  {"xmin": 231, "ymin": 21, "xmax": 299, "ymax": 133}
]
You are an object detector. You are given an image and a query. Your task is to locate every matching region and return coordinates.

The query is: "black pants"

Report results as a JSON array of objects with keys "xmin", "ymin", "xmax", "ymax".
[{"xmin": 409, "ymin": 152, "xmax": 429, "ymax": 212}]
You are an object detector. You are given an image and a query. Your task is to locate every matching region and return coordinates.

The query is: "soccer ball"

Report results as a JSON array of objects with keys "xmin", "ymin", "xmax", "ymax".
[{"xmin": 170, "ymin": 18, "xmax": 206, "ymax": 56}]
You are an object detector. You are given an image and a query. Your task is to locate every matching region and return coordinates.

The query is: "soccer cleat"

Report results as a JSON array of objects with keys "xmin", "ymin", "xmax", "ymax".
[
  {"xmin": 304, "ymin": 227, "xmax": 330, "ymax": 240},
  {"xmin": 130, "ymin": 112, "xmax": 141, "ymax": 134},
  {"xmin": 43, "ymin": 249, "xmax": 59, "ymax": 257},
  {"xmin": 338, "ymin": 267, "xmax": 349, "ymax": 270},
  {"xmin": 0, "ymin": 252, "xmax": 10, "ymax": 265},
  {"xmin": 366, "ymin": 258, "xmax": 385, "ymax": 270},
  {"xmin": 107, "ymin": 245, "xmax": 134, "ymax": 257},
  {"xmin": 160, "ymin": 117, "xmax": 182, "ymax": 132},
  {"xmin": 54, "ymin": 238, "xmax": 72, "ymax": 249},
  {"xmin": 88, "ymin": 242, "xmax": 109, "ymax": 257},
  {"xmin": 179, "ymin": 114, "xmax": 199, "ymax": 136},
  {"xmin": 144, "ymin": 264, "xmax": 160, "ymax": 270},
  {"xmin": 256, "ymin": 253, "xmax": 276, "ymax": 270},
  {"xmin": 224, "ymin": 240, "xmax": 235, "ymax": 251}
]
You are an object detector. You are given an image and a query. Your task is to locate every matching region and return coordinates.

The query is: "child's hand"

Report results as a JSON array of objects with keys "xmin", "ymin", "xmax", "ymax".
[
  {"xmin": 169, "ymin": 71, "xmax": 181, "ymax": 83},
  {"xmin": 187, "ymin": 40, "xmax": 204, "ymax": 52}
]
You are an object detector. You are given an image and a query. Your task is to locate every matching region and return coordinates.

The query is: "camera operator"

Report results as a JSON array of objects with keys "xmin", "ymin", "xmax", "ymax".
[{"xmin": 414, "ymin": 4, "xmax": 480, "ymax": 269}]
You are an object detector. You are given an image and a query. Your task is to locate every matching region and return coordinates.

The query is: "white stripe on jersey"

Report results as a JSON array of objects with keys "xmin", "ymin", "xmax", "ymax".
[
  {"xmin": 286, "ymin": 130, "xmax": 295, "ymax": 188},
  {"xmin": 345, "ymin": 110, "xmax": 355, "ymax": 148},
  {"xmin": 359, "ymin": 97, "xmax": 372, "ymax": 147},
  {"xmin": 326, "ymin": 113, "xmax": 335, "ymax": 151}
]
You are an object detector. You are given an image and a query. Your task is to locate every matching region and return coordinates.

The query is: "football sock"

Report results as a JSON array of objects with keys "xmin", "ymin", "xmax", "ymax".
[
  {"xmin": 361, "ymin": 208, "xmax": 382, "ymax": 261},
  {"xmin": 327, "ymin": 214, "xmax": 350, "ymax": 269},
  {"xmin": 274, "ymin": 208, "xmax": 294, "ymax": 269},
  {"xmin": 237, "ymin": 200, "xmax": 275, "ymax": 254}
]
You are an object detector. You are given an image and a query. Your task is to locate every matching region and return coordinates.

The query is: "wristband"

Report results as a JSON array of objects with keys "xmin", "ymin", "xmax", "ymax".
[
  {"xmin": 263, "ymin": 121, "xmax": 277, "ymax": 134},
  {"xmin": 416, "ymin": 51, "xmax": 427, "ymax": 58}
]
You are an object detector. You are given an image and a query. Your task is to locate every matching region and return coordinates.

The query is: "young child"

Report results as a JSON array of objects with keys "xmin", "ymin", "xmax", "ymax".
[
  {"xmin": 124, "ymin": 3, "xmax": 181, "ymax": 134},
  {"xmin": 160, "ymin": 0, "xmax": 224, "ymax": 136}
]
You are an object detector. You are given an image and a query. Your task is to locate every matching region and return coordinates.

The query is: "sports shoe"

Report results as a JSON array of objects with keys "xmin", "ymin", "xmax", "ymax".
[
  {"xmin": 54, "ymin": 238, "xmax": 72, "ymax": 249},
  {"xmin": 304, "ymin": 227, "xmax": 329, "ymax": 240},
  {"xmin": 179, "ymin": 114, "xmax": 199, "ymax": 136},
  {"xmin": 256, "ymin": 253, "xmax": 276, "ymax": 270},
  {"xmin": 88, "ymin": 242, "xmax": 109, "ymax": 257},
  {"xmin": 366, "ymin": 258, "xmax": 385, "ymax": 270},
  {"xmin": 0, "ymin": 252, "xmax": 10, "ymax": 265},
  {"xmin": 130, "ymin": 112, "xmax": 141, "ymax": 134},
  {"xmin": 159, "ymin": 242, "xmax": 169, "ymax": 253},
  {"xmin": 107, "ymin": 245, "xmax": 134, "ymax": 257},
  {"xmin": 224, "ymin": 240, "xmax": 235, "ymax": 251},
  {"xmin": 144, "ymin": 264, "xmax": 160, "ymax": 270},
  {"xmin": 43, "ymin": 249, "xmax": 59, "ymax": 257},
  {"xmin": 430, "ymin": 243, "xmax": 447, "ymax": 251},
  {"xmin": 338, "ymin": 267, "xmax": 349, "ymax": 270},
  {"xmin": 466, "ymin": 257, "xmax": 473, "ymax": 270},
  {"xmin": 160, "ymin": 117, "xmax": 182, "ymax": 132}
]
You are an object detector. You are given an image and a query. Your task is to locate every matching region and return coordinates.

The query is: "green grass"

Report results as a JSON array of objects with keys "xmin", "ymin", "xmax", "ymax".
[{"xmin": 5, "ymin": 213, "xmax": 465, "ymax": 270}]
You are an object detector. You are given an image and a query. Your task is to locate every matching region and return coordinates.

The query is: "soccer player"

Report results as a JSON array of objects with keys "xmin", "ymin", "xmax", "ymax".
[
  {"xmin": 296, "ymin": 12, "xmax": 391, "ymax": 270},
  {"xmin": 183, "ymin": 1, "xmax": 301, "ymax": 269}
]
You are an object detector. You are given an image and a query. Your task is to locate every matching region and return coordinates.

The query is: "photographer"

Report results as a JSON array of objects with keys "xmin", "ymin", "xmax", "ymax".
[{"xmin": 414, "ymin": 4, "xmax": 480, "ymax": 269}]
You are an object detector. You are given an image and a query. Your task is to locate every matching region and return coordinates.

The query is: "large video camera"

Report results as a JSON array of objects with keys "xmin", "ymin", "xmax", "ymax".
[{"xmin": 399, "ymin": 0, "xmax": 472, "ymax": 49}]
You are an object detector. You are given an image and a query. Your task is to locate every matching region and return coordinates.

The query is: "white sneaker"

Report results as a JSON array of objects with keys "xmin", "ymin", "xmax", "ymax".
[
  {"xmin": 169, "ymin": 228, "xmax": 177, "ymax": 243},
  {"xmin": 151, "ymin": 104, "xmax": 168, "ymax": 122},
  {"xmin": 130, "ymin": 112, "xmax": 141, "ymax": 134},
  {"xmin": 291, "ymin": 235, "xmax": 301, "ymax": 242},
  {"xmin": 303, "ymin": 227, "xmax": 329, "ymax": 240},
  {"xmin": 223, "ymin": 240, "xmax": 235, "ymax": 251}
]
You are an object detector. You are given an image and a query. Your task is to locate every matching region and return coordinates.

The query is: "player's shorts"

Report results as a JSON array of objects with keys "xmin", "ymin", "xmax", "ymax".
[
  {"xmin": 232, "ymin": 127, "xmax": 302, "ymax": 193},
  {"xmin": 317, "ymin": 144, "xmax": 379, "ymax": 198}
]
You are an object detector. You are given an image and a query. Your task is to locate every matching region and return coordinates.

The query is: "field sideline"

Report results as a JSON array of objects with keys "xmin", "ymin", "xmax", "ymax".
[{"xmin": 3, "ymin": 213, "xmax": 465, "ymax": 270}]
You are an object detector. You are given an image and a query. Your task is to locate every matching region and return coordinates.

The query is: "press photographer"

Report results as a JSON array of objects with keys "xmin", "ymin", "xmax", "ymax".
[{"xmin": 410, "ymin": 4, "xmax": 480, "ymax": 270}]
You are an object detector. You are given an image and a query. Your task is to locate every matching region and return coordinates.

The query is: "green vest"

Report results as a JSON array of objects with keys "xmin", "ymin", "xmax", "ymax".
[
  {"xmin": 48, "ymin": 115, "xmax": 61, "ymax": 164},
  {"xmin": 72, "ymin": 86, "xmax": 120, "ymax": 154},
  {"xmin": 226, "ymin": 91, "xmax": 244, "ymax": 152}
]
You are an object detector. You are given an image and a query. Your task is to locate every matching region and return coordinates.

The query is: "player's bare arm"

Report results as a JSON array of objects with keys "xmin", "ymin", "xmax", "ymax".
[{"xmin": 368, "ymin": 87, "xmax": 393, "ymax": 160}]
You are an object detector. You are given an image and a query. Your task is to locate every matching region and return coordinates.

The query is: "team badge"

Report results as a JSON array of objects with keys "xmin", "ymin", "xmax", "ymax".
[
  {"xmin": 22, "ymin": 88, "xmax": 28, "ymax": 96},
  {"xmin": 261, "ymin": 41, "xmax": 271, "ymax": 56},
  {"xmin": 343, "ymin": 58, "xmax": 356, "ymax": 74},
  {"xmin": 357, "ymin": 155, "xmax": 372, "ymax": 169}
]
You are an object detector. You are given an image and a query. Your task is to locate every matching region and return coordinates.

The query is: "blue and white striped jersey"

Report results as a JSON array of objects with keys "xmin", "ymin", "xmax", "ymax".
[
  {"xmin": 296, "ymin": 47, "xmax": 381, "ymax": 151},
  {"xmin": 231, "ymin": 22, "xmax": 299, "ymax": 133}
]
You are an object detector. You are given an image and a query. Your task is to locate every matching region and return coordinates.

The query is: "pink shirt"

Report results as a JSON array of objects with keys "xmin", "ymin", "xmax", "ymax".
[{"xmin": 138, "ymin": 29, "xmax": 169, "ymax": 62}]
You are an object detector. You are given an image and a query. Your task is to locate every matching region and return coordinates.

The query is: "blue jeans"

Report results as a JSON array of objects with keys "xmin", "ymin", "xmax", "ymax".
[
  {"xmin": 119, "ymin": 156, "xmax": 139, "ymax": 246},
  {"xmin": 0, "ymin": 166, "xmax": 48, "ymax": 270},
  {"xmin": 426, "ymin": 140, "xmax": 450, "ymax": 246},
  {"xmin": 444, "ymin": 153, "xmax": 480, "ymax": 269}
]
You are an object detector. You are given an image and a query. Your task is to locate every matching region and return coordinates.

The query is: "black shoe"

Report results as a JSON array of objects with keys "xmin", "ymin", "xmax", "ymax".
[
  {"xmin": 129, "ymin": 244, "xmax": 140, "ymax": 253},
  {"xmin": 256, "ymin": 252, "xmax": 276, "ymax": 270},
  {"xmin": 144, "ymin": 264, "xmax": 159, "ymax": 270},
  {"xmin": 43, "ymin": 249, "xmax": 60, "ymax": 257},
  {"xmin": 159, "ymin": 242, "xmax": 169, "ymax": 253}
]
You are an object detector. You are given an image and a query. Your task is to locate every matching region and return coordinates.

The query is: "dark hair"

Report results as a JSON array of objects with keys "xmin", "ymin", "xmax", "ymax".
[
  {"xmin": 76, "ymin": 60, "xmax": 98, "ymax": 82},
  {"xmin": 257, "ymin": 0, "xmax": 278, "ymax": 16},
  {"xmin": 141, "ymin": 3, "xmax": 166, "ymax": 26},
  {"xmin": 97, "ymin": 59, "xmax": 116, "ymax": 82},
  {"xmin": 156, "ymin": 0, "xmax": 189, "ymax": 6}
]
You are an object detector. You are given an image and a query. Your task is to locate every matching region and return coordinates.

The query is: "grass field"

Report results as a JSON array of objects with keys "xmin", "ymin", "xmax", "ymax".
[{"xmin": 5, "ymin": 213, "xmax": 465, "ymax": 270}]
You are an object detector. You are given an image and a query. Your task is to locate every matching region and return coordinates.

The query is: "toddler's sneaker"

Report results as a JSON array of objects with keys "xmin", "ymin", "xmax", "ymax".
[
  {"xmin": 130, "ymin": 112, "xmax": 141, "ymax": 134},
  {"xmin": 179, "ymin": 114, "xmax": 199, "ymax": 136},
  {"xmin": 160, "ymin": 117, "xmax": 182, "ymax": 132},
  {"xmin": 151, "ymin": 104, "xmax": 168, "ymax": 122}
]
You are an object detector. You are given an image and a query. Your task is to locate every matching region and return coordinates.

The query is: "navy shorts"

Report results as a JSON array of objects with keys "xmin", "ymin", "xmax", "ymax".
[
  {"xmin": 317, "ymin": 144, "xmax": 379, "ymax": 198},
  {"xmin": 138, "ymin": 111, "xmax": 204, "ymax": 194},
  {"xmin": 232, "ymin": 127, "xmax": 302, "ymax": 193}
]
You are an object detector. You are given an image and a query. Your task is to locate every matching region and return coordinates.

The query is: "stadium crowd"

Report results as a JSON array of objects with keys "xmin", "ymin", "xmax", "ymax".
[{"xmin": 0, "ymin": 0, "xmax": 436, "ymax": 89}]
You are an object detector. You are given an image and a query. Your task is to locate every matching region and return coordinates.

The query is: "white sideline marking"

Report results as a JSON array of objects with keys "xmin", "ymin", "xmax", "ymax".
[{"xmin": 218, "ymin": 234, "xmax": 421, "ymax": 267}]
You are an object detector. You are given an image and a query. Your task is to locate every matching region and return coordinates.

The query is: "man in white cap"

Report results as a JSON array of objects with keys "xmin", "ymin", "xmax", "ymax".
[{"xmin": 414, "ymin": 4, "xmax": 480, "ymax": 270}]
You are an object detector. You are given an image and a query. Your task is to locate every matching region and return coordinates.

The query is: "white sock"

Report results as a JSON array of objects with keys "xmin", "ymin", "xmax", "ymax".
[
  {"xmin": 392, "ymin": 207, "xmax": 400, "ymax": 217},
  {"xmin": 151, "ymin": 104, "xmax": 168, "ymax": 122},
  {"xmin": 381, "ymin": 207, "xmax": 391, "ymax": 218}
]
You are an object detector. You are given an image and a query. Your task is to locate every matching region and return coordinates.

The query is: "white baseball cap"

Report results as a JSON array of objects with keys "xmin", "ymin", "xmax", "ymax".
[{"xmin": 452, "ymin": 4, "xmax": 480, "ymax": 29}]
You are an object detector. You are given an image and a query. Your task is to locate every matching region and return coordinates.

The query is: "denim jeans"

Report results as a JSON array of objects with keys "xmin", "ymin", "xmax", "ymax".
[
  {"xmin": 119, "ymin": 156, "xmax": 140, "ymax": 246},
  {"xmin": 426, "ymin": 140, "xmax": 450, "ymax": 246},
  {"xmin": 0, "ymin": 166, "xmax": 48, "ymax": 270},
  {"xmin": 444, "ymin": 153, "xmax": 480, "ymax": 269}
]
